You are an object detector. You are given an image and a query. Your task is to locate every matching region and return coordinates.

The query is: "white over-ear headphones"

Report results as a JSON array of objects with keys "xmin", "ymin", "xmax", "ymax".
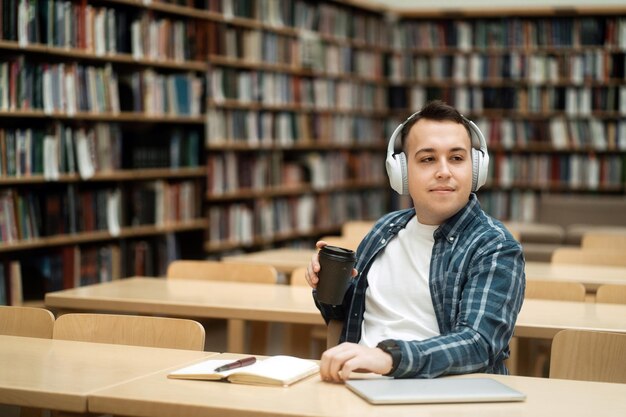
[{"xmin": 385, "ymin": 112, "xmax": 490, "ymax": 195}]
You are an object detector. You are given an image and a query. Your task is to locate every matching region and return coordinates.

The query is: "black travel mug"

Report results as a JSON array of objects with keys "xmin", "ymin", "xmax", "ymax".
[{"xmin": 316, "ymin": 245, "xmax": 356, "ymax": 305}]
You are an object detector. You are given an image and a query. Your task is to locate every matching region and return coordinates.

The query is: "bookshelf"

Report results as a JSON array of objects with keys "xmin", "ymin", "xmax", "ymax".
[
  {"xmin": 389, "ymin": 10, "xmax": 626, "ymax": 222},
  {"xmin": 5, "ymin": 1, "xmax": 622, "ymax": 306},
  {"xmin": 202, "ymin": 0, "xmax": 391, "ymax": 254},
  {"xmin": 0, "ymin": 0, "xmax": 208, "ymax": 305}
]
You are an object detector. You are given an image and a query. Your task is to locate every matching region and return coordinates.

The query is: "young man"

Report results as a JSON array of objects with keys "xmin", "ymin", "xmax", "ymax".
[{"xmin": 305, "ymin": 100, "xmax": 525, "ymax": 382}]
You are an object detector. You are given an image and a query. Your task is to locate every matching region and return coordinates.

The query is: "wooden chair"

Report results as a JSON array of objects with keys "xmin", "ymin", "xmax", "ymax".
[
  {"xmin": 551, "ymin": 248, "xmax": 626, "ymax": 267},
  {"xmin": 596, "ymin": 284, "xmax": 626, "ymax": 304},
  {"xmin": 506, "ymin": 227, "xmax": 521, "ymax": 241},
  {"xmin": 290, "ymin": 267, "xmax": 343, "ymax": 357},
  {"xmin": 53, "ymin": 313, "xmax": 205, "ymax": 350},
  {"xmin": 167, "ymin": 260, "xmax": 278, "ymax": 354},
  {"xmin": 0, "ymin": 306, "xmax": 56, "ymax": 416},
  {"xmin": 525, "ymin": 280, "xmax": 586, "ymax": 302},
  {"xmin": 166, "ymin": 260, "xmax": 277, "ymax": 283},
  {"xmin": 341, "ymin": 221, "xmax": 373, "ymax": 243},
  {"xmin": 549, "ymin": 329, "xmax": 626, "ymax": 383},
  {"xmin": 0, "ymin": 305, "xmax": 55, "ymax": 339},
  {"xmin": 513, "ymin": 280, "xmax": 586, "ymax": 377},
  {"xmin": 581, "ymin": 232, "xmax": 626, "ymax": 250},
  {"xmin": 319, "ymin": 235, "xmax": 359, "ymax": 251}
]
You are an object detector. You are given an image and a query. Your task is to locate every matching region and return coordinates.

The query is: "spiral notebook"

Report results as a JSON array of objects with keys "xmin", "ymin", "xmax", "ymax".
[{"xmin": 345, "ymin": 377, "xmax": 526, "ymax": 405}]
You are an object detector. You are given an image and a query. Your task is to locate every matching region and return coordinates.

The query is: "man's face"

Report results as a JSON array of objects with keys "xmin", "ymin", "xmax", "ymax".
[{"xmin": 405, "ymin": 119, "xmax": 473, "ymax": 225}]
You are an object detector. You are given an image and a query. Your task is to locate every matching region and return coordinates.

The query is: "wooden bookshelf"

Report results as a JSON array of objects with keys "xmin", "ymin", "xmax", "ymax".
[
  {"xmin": 203, "ymin": 0, "xmax": 392, "ymax": 254},
  {"xmin": 5, "ymin": 1, "xmax": 623, "ymax": 305},
  {"xmin": 390, "ymin": 10, "xmax": 626, "ymax": 221},
  {"xmin": 0, "ymin": 0, "xmax": 208, "ymax": 305}
]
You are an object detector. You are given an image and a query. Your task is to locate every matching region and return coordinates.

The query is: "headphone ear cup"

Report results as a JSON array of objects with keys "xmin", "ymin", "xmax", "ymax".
[
  {"xmin": 385, "ymin": 151, "xmax": 409, "ymax": 195},
  {"xmin": 398, "ymin": 152, "xmax": 409, "ymax": 195},
  {"xmin": 471, "ymin": 148, "xmax": 489, "ymax": 191}
]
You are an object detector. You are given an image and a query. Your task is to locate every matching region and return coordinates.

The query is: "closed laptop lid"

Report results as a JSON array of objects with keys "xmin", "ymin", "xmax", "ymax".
[{"xmin": 345, "ymin": 377, "xmax": 526, "ymax": 405}]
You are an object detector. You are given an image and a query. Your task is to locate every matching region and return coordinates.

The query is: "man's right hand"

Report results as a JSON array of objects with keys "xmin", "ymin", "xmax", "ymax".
[
  {"xmin": 305, "ymin": 240, "xmax": 357, "ymax": 289},
  {"xmin": 304, "ymin": 240, "xmax": 327, "ymax": 289}
]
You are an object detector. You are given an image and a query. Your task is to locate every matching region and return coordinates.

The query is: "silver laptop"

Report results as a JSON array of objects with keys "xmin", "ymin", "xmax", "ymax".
[{"xmin": 345, "ymin": 377, "xmax": 526, "ymax": 404}]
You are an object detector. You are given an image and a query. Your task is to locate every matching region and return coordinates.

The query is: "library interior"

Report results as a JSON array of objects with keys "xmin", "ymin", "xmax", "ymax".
[{"xmin": 1, "ymin": 0, "xmax": 625, "ymax": 416}]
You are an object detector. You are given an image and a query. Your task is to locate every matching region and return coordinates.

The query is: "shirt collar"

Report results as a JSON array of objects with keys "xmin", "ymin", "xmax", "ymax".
[{"xmin": 434, "ymin": 193, "xmax": 481, "ymax": 242}]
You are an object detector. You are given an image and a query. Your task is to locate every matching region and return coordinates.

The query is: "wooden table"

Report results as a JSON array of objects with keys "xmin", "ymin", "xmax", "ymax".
[
  {"xmin": 514, "ymin": 299, "xmax": 626, "ymax": 338},
  {"xmin": 45, "ymin": 278, "xmax": 626, "ymax": 353},
  {"xmin": 0, "ymin": 335, "xmax": 215, "ymax": 413},
  {"xmin": 88, "ymin": 353, "xmax": 626, "ymax": 417},
  {"xmin": 46, "ymin": 277, "xmax": 324, "ymax": 353},
  {"xmin": 525, "ymin": 261, "xmax": 626, "ymax": 292},
  {"xmin": 224, "ymin": 248, "xmax": 626, "ymax": 291}
]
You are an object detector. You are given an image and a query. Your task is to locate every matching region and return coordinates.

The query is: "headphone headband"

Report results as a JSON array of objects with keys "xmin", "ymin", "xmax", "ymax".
[{"xmin": 388, "ymin": 112, "xmax": 485, "ymax": 155}]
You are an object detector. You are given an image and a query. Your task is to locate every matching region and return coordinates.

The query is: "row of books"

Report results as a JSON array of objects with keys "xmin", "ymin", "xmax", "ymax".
[
  {"xmin": 0, "ymin": 56, "xmax": 203, "ymax": 116},
  {"xmin": 388, "ymin": 51, "xmax": 626, "ymax": 84},
  {"xmin": 409, "ymin": 85, "xmax": 626, "ymax": 115},
  {"xmin": 0, "ymin": 58, "xmax": 119, "ymax": 114},
  {"xmin": 130, "ymin": 129, "xmax": 201, "ymax": 170},
  {"xmin": 19, "ymin": 245, "xmax": 121, "ymax": 297},
  {"xmin": 0, "ymin": 234, "xmax": 182, "ymax": 305},
  {"xmin": 128, "ymin": 180, "xmax": 201, "ymax": 227},
  {"xmin": 0, "ymin": 186, "xmax": 121, "ymax": 242},
  {"xmin": 210, "ymin": 24, "xmax": 299, "ymax": 66},
  {"xmin": 0, "ymin": 125, "xmax": 201, "ymax": 179},
  {"xmin": 205, "ymin": 109, "xmax": 388, "ymax": 146},
  {"xmin": 207, "ymin": 190, "xmax": 386, "ymax": 246},
  {"xmin": 198, "ymin": 0, "xmax": 390, "ymax": 46},
  {"xmin": 472, "ymin": 117, "xmax": 626, "ymax": 151},
  {"xmin": 209, "ymin": 67, "xmax": 386, "ymax": 110},
  {"xmin": 479, "ymin": 190, "xmax": 538, "ymax": 223},
  {"xmin": 130, "ymin": 11, "xmax": 207, "ymax": 62},
  {"xmin": 0, "ymin": 124, "xmax": 121, "ymax": 180},
  {"xmin": 487, "ymin": 153, "xmax": 624, "ymax": 190},
  {"xmin": 0, "ymin": 181, "xmax": 199, "ymax": 243},
  {"xmin": 6, "ymin": 0, "xmax": 120, "ymax": 51},
  {"xmin": 397, "ymin": 18, "xmax": 626, "ymax": 50},
  {"xmin": 206, "ymin": 151, "xmax": 385, "ymax": 195},
  {"xmin": 209, "ymin": 25, "xmax": 384, "ymax": 79},
  {"xmin": 5, "ymin": 1, "xmax": 209, "ymax": 61}
]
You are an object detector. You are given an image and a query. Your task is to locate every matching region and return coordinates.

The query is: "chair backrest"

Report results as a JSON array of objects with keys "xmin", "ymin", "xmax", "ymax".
[
  {"xmin": 0, "ymin": 305, "xmax": 55, "ymax": 338},
  {"xmin": 290, "ymin": 267, "xmax": 308, "ymax": 287},
  {"xmin": 551, "ymin": 248, "xmax": 626, "ymax": 267},
  {"xmin": 581, "ymin": 232, "xmax": 626, "ymax": 250},
  {"xmin": 53, "ymin": 313, "xmax": 205, "ymax": 350},
  {"xmin": 505, "ymin": 227, "xmax": 521, "ymax": 241},
  {"xmin": 525, "ymin": 280, "xmax": 586, "ymax": 302},
  {"xmin": 167, "ymin": 260, "xmax": 277, "ymax": 284},
  {"xmin": 549, "ymin": 329, "xmax": 626, "ymax": 383},
  {"xmin": 341, "ymin": 221, "xmax": 373, "ymax": 242},
  {"xmin": 319, "ymin": 235, "xmax": 359, "ymax": 251},
  {"xmin": 596, "ymin": 284, "xmax": 626, "ymax": 304}
]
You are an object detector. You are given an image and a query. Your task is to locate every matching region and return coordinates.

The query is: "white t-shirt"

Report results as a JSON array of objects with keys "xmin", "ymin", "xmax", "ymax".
[{"xmin": 359, "ymin": 216, "xmax": 441, "ymax": 347}]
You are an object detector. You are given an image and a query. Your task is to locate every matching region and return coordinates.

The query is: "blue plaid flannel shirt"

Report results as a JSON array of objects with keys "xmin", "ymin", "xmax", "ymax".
[{"xmin": 314, "ymin": 194, "xmax": 525, "ymax": 378}]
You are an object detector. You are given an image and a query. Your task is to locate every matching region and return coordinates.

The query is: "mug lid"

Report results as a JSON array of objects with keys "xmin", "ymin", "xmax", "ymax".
[{"xmin": 320, "ymin": 245, "xmax": 356, "ymax": 262}]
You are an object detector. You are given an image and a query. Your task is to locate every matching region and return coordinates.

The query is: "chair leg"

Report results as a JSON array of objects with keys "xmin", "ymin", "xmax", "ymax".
[
  {"xmin": 248, "ymin": 322, "xmax": 269, "ymax": 355},
  {"xmin": 506, "ymin": 336, "xmax": 519, "ymax": 375}
]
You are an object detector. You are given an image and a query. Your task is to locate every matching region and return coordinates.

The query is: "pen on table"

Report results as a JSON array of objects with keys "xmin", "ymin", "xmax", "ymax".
[{"xmin": 214, "ymin": 356, "xmax": 257, "ymax": 372}]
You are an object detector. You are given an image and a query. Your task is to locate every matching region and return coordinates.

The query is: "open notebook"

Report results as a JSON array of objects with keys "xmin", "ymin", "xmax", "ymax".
[
  {"xmin": 346, "ymin": 377, "xmax": 526, "ymax": 404},
  {"xmin": 168, "ymin": 355, "xmax": 319, "ymax": 387}
]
